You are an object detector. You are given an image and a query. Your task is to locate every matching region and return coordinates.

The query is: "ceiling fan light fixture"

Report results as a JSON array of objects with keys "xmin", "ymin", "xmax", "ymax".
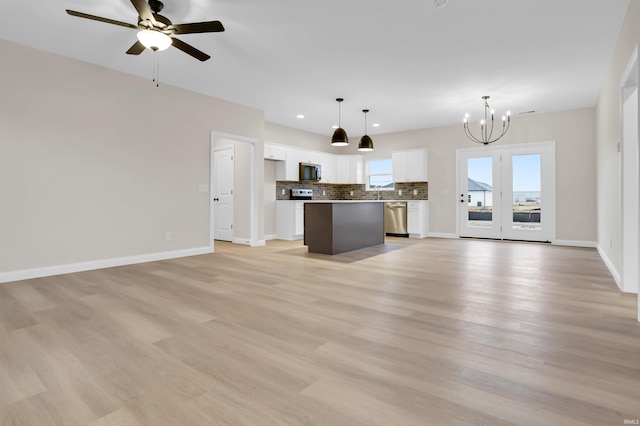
[{"xmin": 137, "ymin": 29, "xmax": 172, "ymax": 51}]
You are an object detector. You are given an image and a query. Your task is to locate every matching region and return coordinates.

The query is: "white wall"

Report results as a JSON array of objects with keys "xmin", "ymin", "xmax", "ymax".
[
  {"xmin": 596, "ymin": 0, "xmax": 640, "ymax": 285},
  {"xmin": 0, "ymin": 40, "xmax": 264, "ymax": 277}
]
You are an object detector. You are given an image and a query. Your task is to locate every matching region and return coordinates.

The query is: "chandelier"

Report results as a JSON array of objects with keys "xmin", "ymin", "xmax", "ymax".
[{"xmin": 463, "ymin": 96, "xmax": 511, "ymax": 145}]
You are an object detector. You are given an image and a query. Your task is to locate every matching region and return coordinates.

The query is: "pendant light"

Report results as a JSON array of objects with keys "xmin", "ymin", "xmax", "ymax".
[
  {"xmin": 358, "ymin": 109, "xmax": 374, "ymax": 152},
  {"xmin": 331, "ymin": 98, "xmax": 349, "ymax": 146}
]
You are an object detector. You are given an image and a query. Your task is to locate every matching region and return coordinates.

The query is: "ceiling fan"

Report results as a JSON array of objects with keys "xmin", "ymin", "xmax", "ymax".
[{"xmin": 66, "ymin": 0, "xmax": 224, "ymax": 61}]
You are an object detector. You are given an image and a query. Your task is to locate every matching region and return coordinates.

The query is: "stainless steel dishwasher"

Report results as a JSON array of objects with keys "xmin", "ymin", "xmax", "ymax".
[{"xmin": 384, "ymin": 202, "xmax": 408, "ymax": 236}]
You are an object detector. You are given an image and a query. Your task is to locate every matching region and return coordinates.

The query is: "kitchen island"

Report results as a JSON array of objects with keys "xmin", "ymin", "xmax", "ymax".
[{"xmin": 304, "ymin": 202, "xmax": 384, "ymax": 254}]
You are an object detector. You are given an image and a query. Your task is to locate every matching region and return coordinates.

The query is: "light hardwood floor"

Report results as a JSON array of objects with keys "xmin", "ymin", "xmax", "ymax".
[{"xmin": 1, "ymin": 238, "xmax": 638, "ymax": 425}]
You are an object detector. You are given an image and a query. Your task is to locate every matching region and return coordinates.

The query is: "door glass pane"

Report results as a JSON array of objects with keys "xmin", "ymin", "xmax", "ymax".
[
  {"xmin": 467, "ymin": 157, "xmax": 493, "ymax": 228},
  {"xmin": 512, "ymin": 154, "xmax": 541, "ymax": 230}
]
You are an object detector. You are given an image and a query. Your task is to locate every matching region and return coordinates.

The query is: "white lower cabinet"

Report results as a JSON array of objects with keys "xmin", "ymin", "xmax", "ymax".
[
  {"xmin": 276, "ymin": 201, "xmax": 305, "ymax": 240},
  {"xmin": 407, "ymin": 201, "xmax": 429, "ymax": 238}
]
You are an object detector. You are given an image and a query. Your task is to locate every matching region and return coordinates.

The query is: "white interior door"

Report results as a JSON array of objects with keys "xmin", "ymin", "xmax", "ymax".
[
  {"xmin": 213, "ymin": 146, "xmax": 234, "ymax": 242},
  {"xmin": 458, "ymin": 142, "xmax": 555, "ymax": 242}
]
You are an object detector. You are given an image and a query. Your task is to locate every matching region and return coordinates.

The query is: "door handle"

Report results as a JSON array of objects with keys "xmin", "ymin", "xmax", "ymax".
[{"xmin": 213, "ymin": 198, "xmax": 219, "ymax": 202}]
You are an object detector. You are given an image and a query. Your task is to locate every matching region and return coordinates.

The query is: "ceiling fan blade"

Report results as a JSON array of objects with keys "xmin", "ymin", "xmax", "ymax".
[
  {"xmin": 129, "ymin": 0, "xmax": 156, "ymax": 25},
  {"xmin": 168, "ymin": 20, "xmax": 225, "ymax": 34},
  {"xmin": 66, "ymin": 10, "xmax": 138, "ymax": 29},
  {"xmin": 171, "ymin": 37, "xmax": 211, "ymax": 61},
  {"xmin": 126, "ymin": 40, "xmax": 146, "ymax": 55}
]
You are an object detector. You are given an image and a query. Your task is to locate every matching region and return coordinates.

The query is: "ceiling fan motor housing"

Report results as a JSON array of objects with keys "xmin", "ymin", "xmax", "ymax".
[{"xmin": 149, "ymin": 0, "xmax": 164, "ymax": 13}]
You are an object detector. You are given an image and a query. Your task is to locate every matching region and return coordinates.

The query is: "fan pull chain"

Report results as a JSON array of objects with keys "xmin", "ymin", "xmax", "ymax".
[{"xmin": 152, "ymin": 50, "xmax": 161, "ymax": 88}]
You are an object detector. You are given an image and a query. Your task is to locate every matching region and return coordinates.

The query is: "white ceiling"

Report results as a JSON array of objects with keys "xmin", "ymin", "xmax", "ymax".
[{"xmin": 0, "ymin": 0, "xmax": 630, "ymax": 137}]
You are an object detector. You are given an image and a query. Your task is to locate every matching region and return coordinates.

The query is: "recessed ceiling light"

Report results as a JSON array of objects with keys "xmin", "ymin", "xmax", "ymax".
[
  {"xmin": 372, "ymin": 123, "xmax": 380, "ymax": 127},
  {"xmin": 332, "ymin": 125, "xmax": 339, "ymax": 129},
  {"xmin": 296, "ymin": 114, "xmax": 305, "ymax": 119},
  {"xmin": 434, "ymin": 0, "xmax": 448, "ymax": 8}
]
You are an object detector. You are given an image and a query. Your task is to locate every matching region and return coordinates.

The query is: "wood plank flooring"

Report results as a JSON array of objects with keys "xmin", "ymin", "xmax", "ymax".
[{"xmin": 1, "ymin": 237, "xmax": 638, "ymax": 425}]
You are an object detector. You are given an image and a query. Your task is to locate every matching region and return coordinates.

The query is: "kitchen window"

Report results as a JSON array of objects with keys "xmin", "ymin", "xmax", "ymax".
[{"xmin": 367, "ymin": 159, "xmax": 395, "ymax": 191}]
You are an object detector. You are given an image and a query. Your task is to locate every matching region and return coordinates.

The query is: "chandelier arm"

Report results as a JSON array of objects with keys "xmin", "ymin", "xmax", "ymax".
[
  {"xmin": 464, "ymin": 124, "xmax": 485, "ymax": 144},
  {"xmin": 487, "ymin": 116, "xmax": 495, "ymax": 143}
]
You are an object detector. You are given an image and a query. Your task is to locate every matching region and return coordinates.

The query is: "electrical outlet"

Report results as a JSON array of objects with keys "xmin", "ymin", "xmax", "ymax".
[
  {"xmin": 165, "ymin": 232, "xmax": 172, "ymax": 241},
  {"xmin": 350, "ymin": 191, "xmax": 354, "ymax": 196},
  {"xmin": 281, "ymin": 189, "xmax": 285, "ymax": 195},
  {"xmin": 323, "ymin": 190, "xmax": 326, "ymax": 196},
  {"xmin": 413, "ymin": 189, "xmax": 418, "ymax": 195},
  {"xmin": 398, "ymin": 190, "xmax": 402, "ymax": 196}
]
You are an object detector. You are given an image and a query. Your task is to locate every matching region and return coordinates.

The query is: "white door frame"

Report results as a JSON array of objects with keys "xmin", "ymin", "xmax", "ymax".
[
  {"xmin": 456, "ymin": 141, "xmax": 556, "ymax": 243},
  {"xmin": 619, "ymin": 45, "xmax": 640, "ymax": 314},
  {"xmin": 210, "ymin": 132, "xmax": 262, "ymax": 252}
]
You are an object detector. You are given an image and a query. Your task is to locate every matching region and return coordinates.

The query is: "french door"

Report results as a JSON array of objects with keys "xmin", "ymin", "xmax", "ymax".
[{"xmin": 457, "ymin": 142, "xmax": 556, "ymax": 242}]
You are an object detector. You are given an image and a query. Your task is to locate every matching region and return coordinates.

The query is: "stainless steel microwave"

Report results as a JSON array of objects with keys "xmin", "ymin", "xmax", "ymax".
[{"xmin": 299, "ymin": 162, "xmax": 321, "ymax": 181}]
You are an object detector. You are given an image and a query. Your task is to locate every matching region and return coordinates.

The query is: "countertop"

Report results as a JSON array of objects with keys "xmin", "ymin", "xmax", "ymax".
[{"xmin": 277, "ymin": 199, "xmax": 428, "ymax": 203}]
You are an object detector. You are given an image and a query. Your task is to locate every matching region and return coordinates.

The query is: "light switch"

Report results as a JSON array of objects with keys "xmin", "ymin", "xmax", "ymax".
[
  {"xmin": 323, "ymin": 190, "xmax": 326, "ymax": 196},
  {"xmin": 398, "ymin": 190, "xmax": 402, "ymax": 196},
  {"xmin": 282, "ymin": 189, "xmax": 286, "ymax": 195},
  {"xmin": 413, "ymin": 189, "xmax": 418, "ymax": 195}
]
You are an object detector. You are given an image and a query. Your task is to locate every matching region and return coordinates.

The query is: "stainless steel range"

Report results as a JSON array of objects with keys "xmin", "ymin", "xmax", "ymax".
[{"xmin": 291, "ymin": 188, "xmax": 313, "ymax": 200}]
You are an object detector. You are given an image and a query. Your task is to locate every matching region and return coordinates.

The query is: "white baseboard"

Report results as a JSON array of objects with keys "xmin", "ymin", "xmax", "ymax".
[
  {"xmin": 427, "ymin": 232, "xmax": 458, "ymax": 239},
  {"xmin": 264, "ymin": 234, "xmax": 278, "ymax": 241},
  {"xmin": 597, "ymin": 243, "xmax": 622, "ymax": 291},
  {"xmin": 0, "ymin": 246, "xmax": 212, "ymax": 284},
  {"xmin": 251, "ymin": 240, "xmax": 266, "ymax": 247},
  {"xmin": 232, "ymin": 238, "xmax": 252, "ymax": 245},
  {"xmin": 553, "ymin": 239, "xmax": 597, "ymax": 248}
]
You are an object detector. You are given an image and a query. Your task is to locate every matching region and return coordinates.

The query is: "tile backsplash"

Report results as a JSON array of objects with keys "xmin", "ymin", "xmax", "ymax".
[{"xmin": 276, "ymin": 181, "xmax": 428, "ymax": 201}]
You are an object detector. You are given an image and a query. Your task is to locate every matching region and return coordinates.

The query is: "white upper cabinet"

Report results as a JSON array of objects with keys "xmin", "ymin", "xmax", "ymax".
[
  {"xmin": 392, "ymin": 149, "xmax": 428, "ymax": 182},
  {"xmin": 272, "ymin": 144, "xmax": 364, "ymax": 183},
  {"xmin": 337, "ymin": 155, "xmax": 363, "ymax": 184},
  {"xmin": 317, "ymin": 153, "xmax": 337, "ymax": 183},
  {"xmin": 264, "ymin": 143, "xmax": 286, "ymax": 161},
  {"xmin": 275, "ymin": 148, "xmax": 299, "ymax": 181},
  {"xmin": 297, "ymin": 150, "xmax": 319, "ymax": 165}
]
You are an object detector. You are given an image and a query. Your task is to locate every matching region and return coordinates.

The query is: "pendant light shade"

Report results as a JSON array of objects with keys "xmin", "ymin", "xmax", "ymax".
[
  {"xmin": 331, "ymin": 98, "xmax": 349, "ymax": 146},
  {"xmin": 358, "ymin": 109, "xmax": 374, "ymax": 152}
]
